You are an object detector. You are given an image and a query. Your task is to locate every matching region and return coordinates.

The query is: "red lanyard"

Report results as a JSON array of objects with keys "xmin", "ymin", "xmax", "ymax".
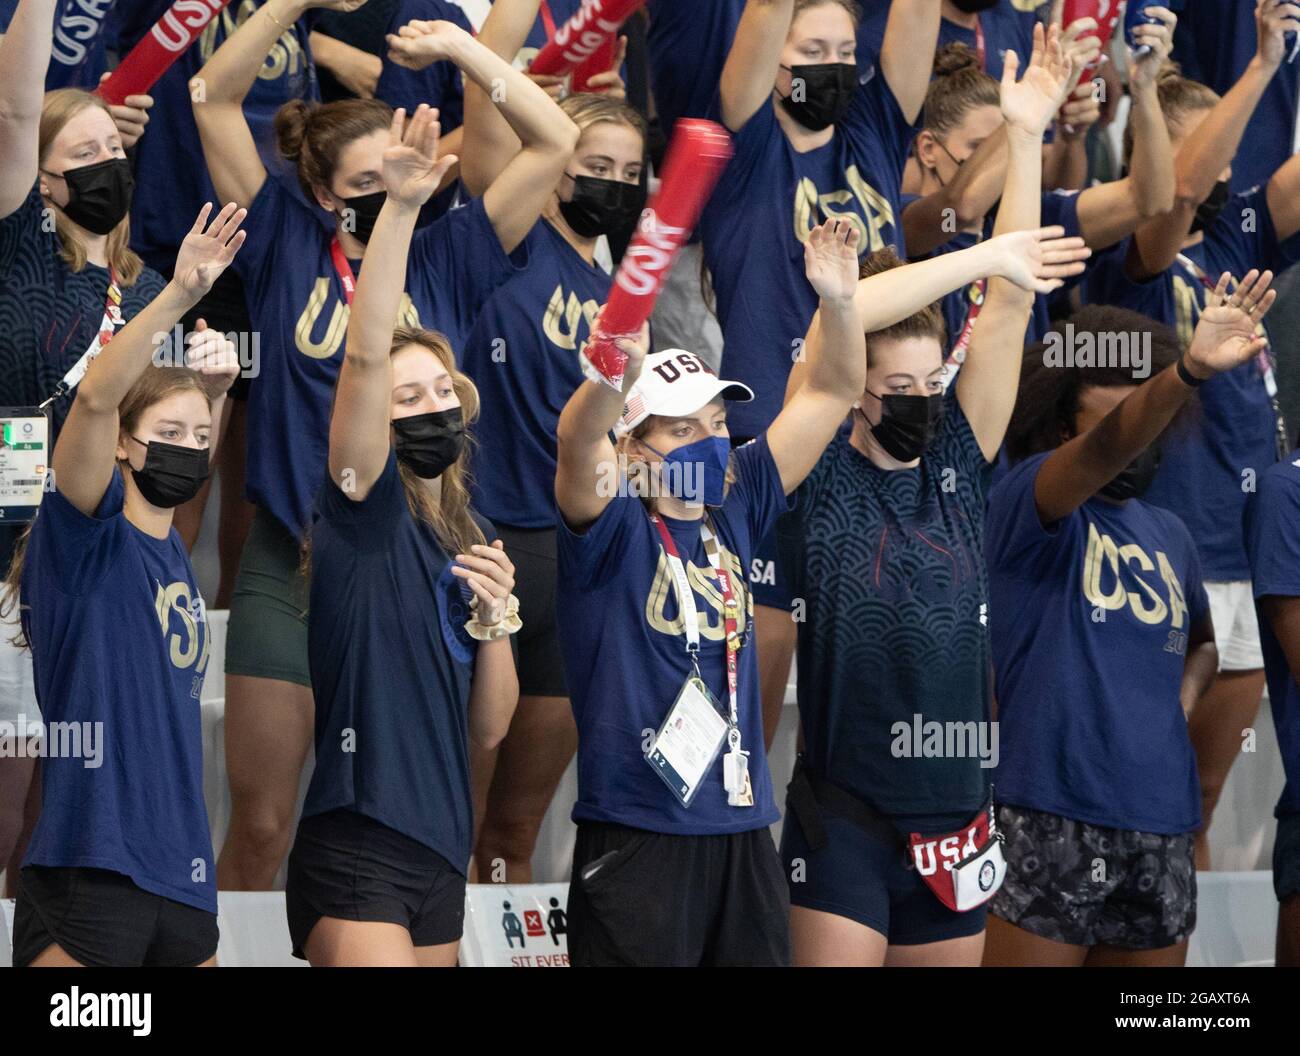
[
  {"xmin": 329, "ymin": 234, "xmax": 357, "ymax": 305},
  {"xmin": 650, "ymin": 514, "xmax": 743, "ymax": 730},
  {"xmin": 946, "ymin": 276, "xmax": 987, "ymax": 375},
  {"xmin": 974, "ymin": 16, "xmax": 986, "ymax": 71}
]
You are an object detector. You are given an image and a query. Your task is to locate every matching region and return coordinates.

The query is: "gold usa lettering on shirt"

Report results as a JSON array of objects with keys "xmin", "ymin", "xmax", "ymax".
[
  {"xmin": 295, "ymin": 285, "xmax": 419, "ymax": 360},
  {"xmin": 200, "ymin": 2, "xmax": 305, "ymax": 80},
  {"xmin": 645, "ymin": 547, "xmax": 751, "ymax": 641},
  {"xmin": 154, "ymin": 581, "xmax": 212, "ymax": 674},
  {"xmin": 792, "ymin": 164, "xmax": 896, "ymax": 254},
  {"xmin": 1082, "ymin": 522, "xmax": 1189, "ymax": 629},
  {"xmin": 1173, "ymin": 272, "xmax": 1268, "ymax": 351},
  {"xmin": 542, "ymin": 284, "xmax": 601, "ymax": 352}
]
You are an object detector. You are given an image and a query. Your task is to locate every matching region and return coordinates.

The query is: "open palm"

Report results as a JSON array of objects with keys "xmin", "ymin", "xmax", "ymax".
[
  {"xmin": 804, "ymin": 218, "xmax": 860, "ymax": 302},
  {"xmin": 1187, "ymin": 269, "xmax": 1277, "ymax": 375},
  {"xmin": 382, "ymin": 105, "xmax": 457, "ymax": 207},
  {"xmin": 1001, "ymin": 23, "xmax": 1074, "ymax": 137},
  {"xmin": 174, "ymin": 203, "xmax": 246, "ymax": 300}
]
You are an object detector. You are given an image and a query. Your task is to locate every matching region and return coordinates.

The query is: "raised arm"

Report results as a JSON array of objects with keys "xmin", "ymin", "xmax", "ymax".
[
  {"xmin": 1128, "ymin": 0, "xmax": 1300, "ymax": 280},
  {"xmin": 768, "ymin": 220, "xmax": 864, "ymax": 493},
  {"xmin": 1266, "ymin": 151, "xmax": 1300, "ymax": 242},
  {"xmin": 879, "ymin": 0, "xmax": 944, "ymax": 124},
  {"xmin": 719, "ymin": 0, "xmax": 794, "ymax": 132},
  {"xmin": 957, "ymin": 26, "xmax": 1086, "ymax": 461},
  {"xmin": 454, "ymin": 0, "xmax": 541, "ymax": 198},
  {"xmin": 1073, "ymin": 7, "xmax": 1177, "ymax": 248},
  {"xmin": 0, "ymin": 0, "xmax": 55, "ymax": 218},
  {"xmin": 329, "ymin": 105, "xmax": 455, "ymax": 502},
  {"xmin": 554, "ymin": 324, "xmax": 650, "ymax": 531},
  {"xmin": 1032, "ymin": 270, "xmax": 1277, "ymax": 523},
  {"xmin": 53, "ymin": 204, "xmax": 247, "ymax": 516},
  {"xmin": 387, "ymin": 19, "xmax": 579, "ymax": 253},
  {"xmin": 904, "ymin": 127, "xmax": 1010, "ymax": 259}
]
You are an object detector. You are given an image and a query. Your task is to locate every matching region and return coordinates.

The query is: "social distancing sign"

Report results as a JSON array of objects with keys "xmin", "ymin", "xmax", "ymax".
[{"xmin": 461, "ymin": 884, "xmax": 571, "ymax": 967}]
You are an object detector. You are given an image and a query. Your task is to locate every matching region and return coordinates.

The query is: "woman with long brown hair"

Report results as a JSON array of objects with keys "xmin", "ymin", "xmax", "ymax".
[
  {"xmin": 192, "ymin": 2, "xmax": 577, "ymax": 890},
  {"xmin": 1, "ymin": 201, "xmax": 247, "ymax": 966},
  {"xmin": 285, "ymin": 106, "xmax": 518, "ymax": 966}
]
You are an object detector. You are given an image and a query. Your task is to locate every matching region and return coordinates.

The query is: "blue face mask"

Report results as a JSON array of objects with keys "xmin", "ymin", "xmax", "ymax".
[{"xmin": 641, "ymin": 435, "xmax": 730, "ymax": 507}]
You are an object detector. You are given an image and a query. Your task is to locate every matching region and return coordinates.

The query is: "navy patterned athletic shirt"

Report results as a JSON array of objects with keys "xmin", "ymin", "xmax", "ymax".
[{"xmin": 788, "ymin": 391, "xmax": 994, "ymax": 824}]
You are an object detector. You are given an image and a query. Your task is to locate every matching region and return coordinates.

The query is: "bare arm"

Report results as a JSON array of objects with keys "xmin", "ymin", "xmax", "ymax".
[
  {"xmin": 1129, "ymin": 1, "xmax": 1299, "ymax": 280},
  {"xmin": 0, "ymin": 0, "xmax": 55, "ymax": 218},
  {"xmin": 1180, "ymin": 616, "xmax": 1219, "ymax": 716},
  {"xmin": 53, "ymin": 205, "xmax": 248, "ymax": 516},
  {"xmin": 903, "ymin": 127, "xmax": 1009, "ymax": 258},
  {"xmin": 388, "ymin": 20, "xmax": 579, "ymax": 253},
  {"xmin": 455, "ymin": 0, "xmax": 541, "ymax": 198},
  {"xmin": 879, "ymin": 0, "xmax": 944, "ymax": 124},
  {"xmin": 768, "ymin": 220, "xmax": 864, "ymax": 493},
  {"xmin": 467, "ymin": 637, "xmax": 518, "ymax": 749},
  {"xmin": 1259, "ymin": 595, "xmax": 1300, "ymax": 698},
  {"xmin": 719, "ymin": 0, "xmax": 793, "ymax": 133},
  {"xmin": 1266, "ymin": 151, "xmax": 1300, "ymax": 242},
  {"xmin": 1032, "ymin": 270, "xmax": 1277, "ymax": 523},
  {"xmin": 554, "ymin": 325, "xmax": 650, "ymax": 531},
  {"xmin": 957, "ymin": 25, "xmax": 1083, "ymax": 461}
]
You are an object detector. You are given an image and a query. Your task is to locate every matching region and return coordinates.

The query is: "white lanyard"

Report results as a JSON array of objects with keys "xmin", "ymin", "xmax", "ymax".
[{"xmin": 39, "ymin": 270, "xmax": 123, "ymax": 411}]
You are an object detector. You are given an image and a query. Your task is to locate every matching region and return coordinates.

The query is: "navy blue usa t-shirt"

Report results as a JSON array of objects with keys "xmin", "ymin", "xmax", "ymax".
[
  {"xmin": 119, "ymin": 0, "xmax": 319, "ymax": 276},
  {"xmin": 986, "ymin": 453, "xmax": 1209, "ymax": 834},
  {"xmin": 0, "ymin": 0, "xmax": 112, "ymax": 88},
  {"xmin": 306, "ymin": 451, "xmax": 493, "ymax": 872},
  {"xmin": 857, "ymin": 0, "xmax": 1044, "ymax": 84},
  {"xmin": 788, "ymin": 392, "xmax": 993, "ymax": 823},
  {"xmin": 463, "ymin": 219, "xmax": 611, "ymax": 529},
  {"xmin": 1172, "ymin": 1, "xmax": 1299, "ymax": 193},
  {"xmin": 904, "ymin": 188, "xmax": 1082, "ymax": 354},
  {"xmin": 700, "ymin": 83, "xmax": 916, "ymax": 438},
  {"xmin": 1244, "ymin": 450, "xmax": 1300, "ymax": 819},
  {"xmin": 1082, "ymin": 188, "xmax": 1300, "ymax": 579},
  {"xmin": 233, "ymin": 177, "xmax": 523, "ymax": 537},
  {"xmin": 21, "ymin": 469, "xmax": 215, "ymax": 912},
  {"xmin": 555, "ymin": 437, "xmax": 789, "ymax": 834}
]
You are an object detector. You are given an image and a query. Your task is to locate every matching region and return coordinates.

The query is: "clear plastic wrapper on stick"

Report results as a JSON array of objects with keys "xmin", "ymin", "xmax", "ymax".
[
  {"xmin": 580, "ymin": 119, "xmax": 733, "ymax": 389},
  {"xmin": 97, "ymin": 0, "xmax": 233, "ymax": 105}
]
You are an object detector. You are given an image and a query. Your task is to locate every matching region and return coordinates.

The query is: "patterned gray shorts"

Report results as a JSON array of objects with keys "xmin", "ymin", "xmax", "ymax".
[{"xmin": 990, "ymin": 804, "xmax": 1196, "ymax": 950}]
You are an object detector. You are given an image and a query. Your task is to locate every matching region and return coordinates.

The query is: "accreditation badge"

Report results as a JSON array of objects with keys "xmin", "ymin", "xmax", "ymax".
[
  {"xmin": 0, "ymin": 409, "xmax": 50, "ymax": 522},
  {"xmin": 645, "ymin": 675, "xmax": 729, "ymax": 807}
]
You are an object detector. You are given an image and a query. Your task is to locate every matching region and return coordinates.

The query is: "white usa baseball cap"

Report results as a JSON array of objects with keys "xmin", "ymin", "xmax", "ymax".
[{"xmin": 615, "ymin": 349, "xmax": 754, "ymax": 436}]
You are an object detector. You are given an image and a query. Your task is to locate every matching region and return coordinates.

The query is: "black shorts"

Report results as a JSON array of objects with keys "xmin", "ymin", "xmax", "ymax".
[
  {"xmin": 990, "ymin": 804, "xmax": 1197, "ymax": 950},
  {"xmin": 566, "ymin": 821, "xmax": 790, "ymax": 966},
  {"xmin": 495, "ymin": 524, "xmax": 567, "ymax": 698},
  {"xmin": 285, "ymin": 808, "xmax": 467, "ymax": 959},
  {"xmin": 12, "ymin": 866, "xmax": 218, "ymax": 967},
  {"xmin": 1274, "ymin": 811, "xmax": 1300, "ymax": 902}
]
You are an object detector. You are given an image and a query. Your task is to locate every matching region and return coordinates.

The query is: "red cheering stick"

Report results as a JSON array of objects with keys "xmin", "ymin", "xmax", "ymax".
[
  {"xmin": 97, "ymin": 0, "xmax": 234, "ymax": 105},
  {"xmin": 581, "ymin": 119, "xmax": 733, "ymax": 389},
  {"xmin": 530, "ymin": 0, "xmax": 644, "ymax": 79},
  {"xmin": 571, "ymin": 35, "xmax": 617, "ymax": 94}
]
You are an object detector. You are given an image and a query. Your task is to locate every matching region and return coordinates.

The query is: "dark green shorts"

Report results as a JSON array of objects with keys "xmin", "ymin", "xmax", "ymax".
[{"xmin": 225, "ymin": 506, "xmax": 311, "ymax": 688}]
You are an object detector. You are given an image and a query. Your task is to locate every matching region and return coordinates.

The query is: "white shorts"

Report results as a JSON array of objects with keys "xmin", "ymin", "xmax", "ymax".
[
  {"xmin": 1205, "ymin": 580, "xmax": 1264, "ymax": 672},
  {"xmin": 0, "ymin": 629, "xmax": 40, "ymax": 727}
]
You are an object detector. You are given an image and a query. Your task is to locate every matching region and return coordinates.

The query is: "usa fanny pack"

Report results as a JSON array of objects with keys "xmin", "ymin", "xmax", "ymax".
[{"xmin": 907, "ymin": 799, "xmax": 1006, "ymax": 913}]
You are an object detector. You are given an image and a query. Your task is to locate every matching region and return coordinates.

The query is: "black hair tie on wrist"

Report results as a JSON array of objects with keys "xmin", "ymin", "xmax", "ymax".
[{"xmin": 1177, "ymin": 356, "xmax": 1205, "ymax": 388}]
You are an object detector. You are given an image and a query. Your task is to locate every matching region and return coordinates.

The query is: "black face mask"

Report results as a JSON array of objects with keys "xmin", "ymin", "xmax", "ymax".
[
  {"xmin": 951, "ymin": 0, "xmax": 998, "ymax": 13},
  {"xmin": 1190, "ymin": 180, "xmax": 1230, "ymax": 236},
  {"xmin": 393, "ymin": 407, "xmax": 465, "ymax": 480},
  {"xmin": 1099, "ymin": 445, "xmax": 1162, "ymax": 502},
  {"xmin": 127, "ymin": 437, "xmax": 209, "ymax": 509},
  {"xmin": 558, "ymin": 174, "xmax": 646, "ymax": 238},
  {"xmin": 778, "ymin": 63, "xmax": 858, "ymax": 132},
  {"xmin": 54, "ymin": 157, "xmax": 134, "ymax": 235},
  {"xmin": 859, "ymin": 391, "xmax": 945, "ymax": 463},
  {"xmin": 337, "ymin": 190, "xmax": 387, "ymax": 244}
]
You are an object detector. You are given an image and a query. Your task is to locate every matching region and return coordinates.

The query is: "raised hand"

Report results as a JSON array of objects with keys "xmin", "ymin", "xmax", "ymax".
[
  {"xmin": 583, "ymin": 36, "xmax": 629, "ymax": 99},
  {"xmin": 98, "ymin": 72, "xmax": 152, "ymax": 148},
  {"xmin": 990, "ymin": 225, "xmax": 1091, "ymax": 294},
  {"xmin": 382, "ymin": 105, "xmax": 457, "ymax": 206},
  {"xmin": 1058, "ymin": 14, "xmax": 1101, "ymax": 94},
  {"xmin": 386, "ymin": 19, "xmax": 471, "ymax": 70},
  {"xmin": 803, "ymin": 217, "xmax": 860, "ymax": 304},
  {"xmin": 1256, "ymin": 0, "xmax": 1300, "ymax": 69},
  {"xmin": 1129, "ymin": 6, "xmax": 1177, "ymax": 92},
  {"xmin": 1185, "ymin": 269, "xmax": 1277, "ymax": 377},
  {"xmin": 1001, "ymin": 22, "xmax": 1075, "ymax": 138},
  {"xmin": 184, "ymin": 318, "xmax": 241, "ymax": 399},
  {"xmin": 173, "ymin": 203, "xmax": 247, "ymax": 301}
]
